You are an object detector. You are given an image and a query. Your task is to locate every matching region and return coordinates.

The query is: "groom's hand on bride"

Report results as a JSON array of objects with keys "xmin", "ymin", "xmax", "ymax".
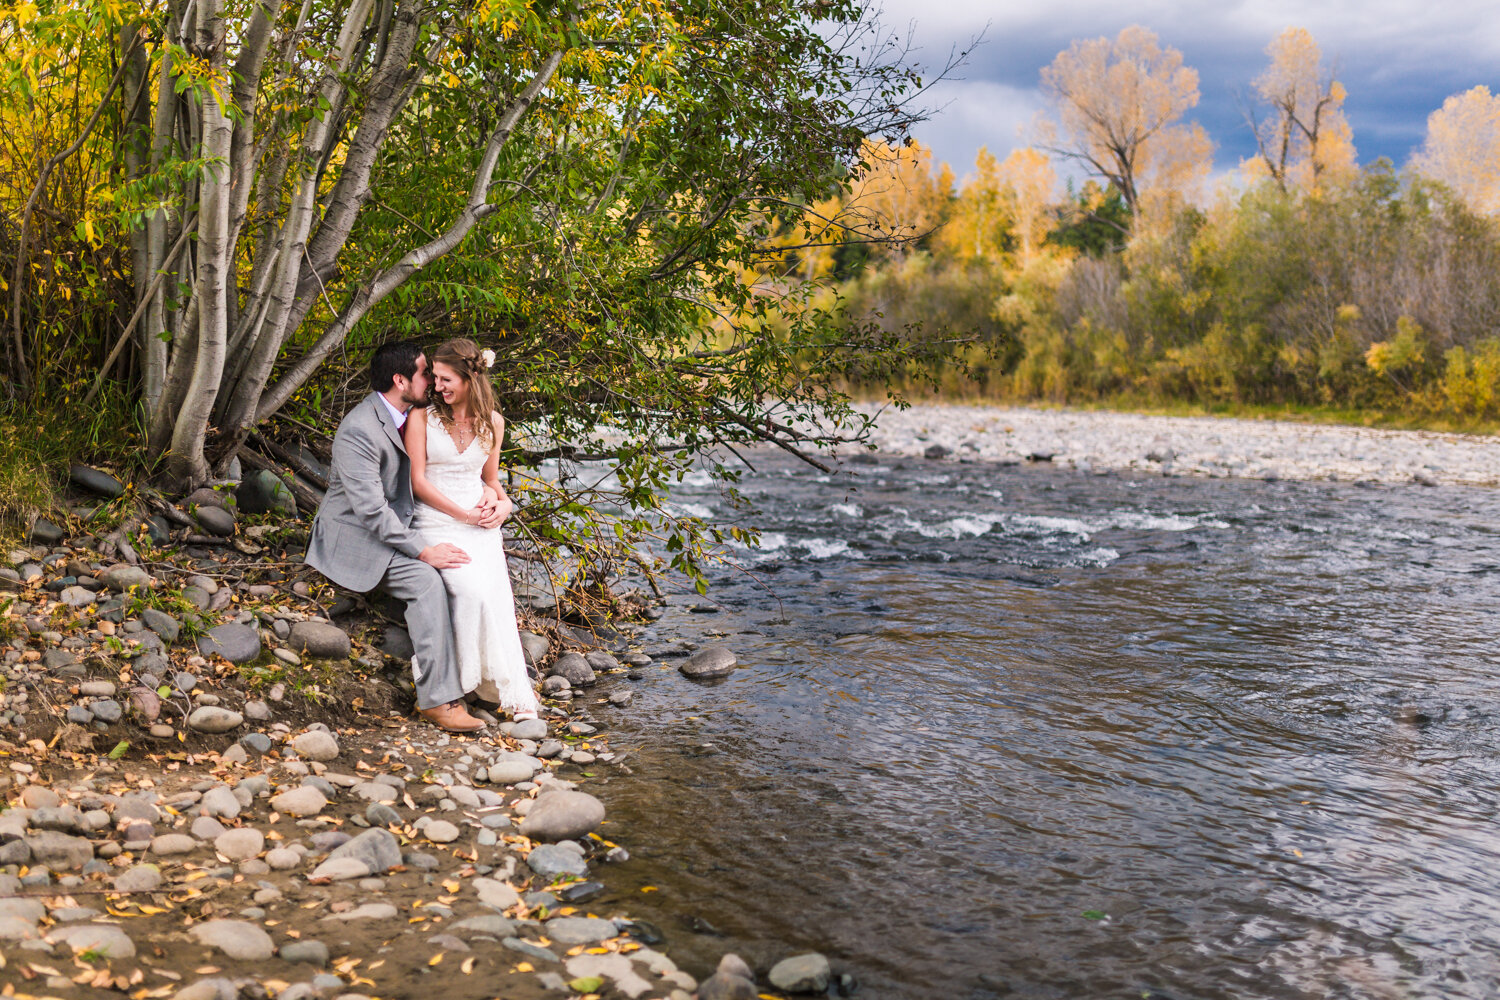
[{"xmin": 419, "ymin": 543, "xmax": 470, "ymax": 569}]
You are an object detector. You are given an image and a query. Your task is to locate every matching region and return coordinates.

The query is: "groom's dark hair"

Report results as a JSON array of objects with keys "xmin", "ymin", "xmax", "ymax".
[{"xmin": 369, "ymin": 341, "xmax": 423, "ymax": 391}]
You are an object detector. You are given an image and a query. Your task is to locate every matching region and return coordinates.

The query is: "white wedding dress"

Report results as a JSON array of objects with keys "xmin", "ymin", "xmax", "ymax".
[{"xmin": 412, "ymin": 416, "xmax": 539, "ymax": 716}]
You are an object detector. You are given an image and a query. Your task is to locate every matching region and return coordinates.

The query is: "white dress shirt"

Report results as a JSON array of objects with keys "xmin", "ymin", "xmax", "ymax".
[{"xmin": 378, "ymin": 392, "xmax": 408, "ymax": 431}]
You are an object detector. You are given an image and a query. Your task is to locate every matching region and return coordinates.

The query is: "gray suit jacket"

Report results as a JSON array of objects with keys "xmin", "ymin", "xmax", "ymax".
[{"xmin": 305, "ymin": 392, "xmax": 425, "ymax": 592}]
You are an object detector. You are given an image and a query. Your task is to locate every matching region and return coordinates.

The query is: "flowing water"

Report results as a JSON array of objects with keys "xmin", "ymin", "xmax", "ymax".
[{"xmin": 585, "ymin": 449, "xmax": 1500, "ymax": 999}]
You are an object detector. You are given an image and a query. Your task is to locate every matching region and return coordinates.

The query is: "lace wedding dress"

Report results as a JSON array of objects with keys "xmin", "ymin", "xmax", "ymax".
[{"xmin": 411, "ymin": 416, "xmax": 540, "ymax": 716}]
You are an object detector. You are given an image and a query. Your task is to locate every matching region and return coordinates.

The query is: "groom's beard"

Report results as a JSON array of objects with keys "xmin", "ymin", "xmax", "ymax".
[{"xmin": 400, "ymin": 390, "xmax": 428, "ymax": 409}]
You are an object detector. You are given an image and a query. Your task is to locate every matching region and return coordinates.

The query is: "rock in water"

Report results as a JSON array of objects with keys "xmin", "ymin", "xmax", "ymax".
[
  {"xmin": 69, "ymin": 464, "xmax": 124, "ymax": 498},
  {"xmin": 697, "ymin": 972, "xmax": 758, "ymax": 1000},
  {"xmin": 520, "ymin": 790, "xmax": 605, "ymax": 842},
  {"xmin": 511, "ymin": 717, "xmax": 548, "ymax": 741},
  {"xmin": 768, "ymin": 953, "xmax": 831, "ymax": 994},
  {"xmin": 193, "ymin": 505, "xmax": 236, "ymax": 537},
  {"xmin": 680, "ymin": 644, "xmax": 737, "ymax": 679},
  {"xmin": 519, "ymin": 631, "xmax": 550, "ymax": 666},
  {"xmin": 288, "ymin": 621, "xmax": 350, "ymax": 659},
  {"xmin": 189, "ymin": 919, "xmax": 275, "ymax": 961},
  {"xmin": 545, "ymin": 916, "xmax": 617, "ymax": 946},
  {"xmin": 197, "ymin": 623, "xmax": 260, "ymax": 663},
  {"xmin": 526, "ymin": 843, "xmax": 589, "ymax": 879},
  {"xmin": 187, "ymin": 706, "xmax": 244, "ymax": 734},
  {"xmin": 548, "ymin": 652, "xmax": 596, "ymax": 687}
]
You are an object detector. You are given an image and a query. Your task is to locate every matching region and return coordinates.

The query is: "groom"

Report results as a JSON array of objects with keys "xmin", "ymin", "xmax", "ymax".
[{"xmin": 305, "ymin": 341, "xmax": 489, "ymax": 733}]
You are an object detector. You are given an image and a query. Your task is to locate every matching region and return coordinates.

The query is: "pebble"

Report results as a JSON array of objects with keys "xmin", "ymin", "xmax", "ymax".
[
  {"xmin": 279, "ymin": 940, "xmax": 330, "ymax": 966},
  {"xmin": 292, "ymin": 730, "xmax": 340, "ymax": 761},
  {"xmin": 187, "ymin": 706, "xmax": 244, "ymax": 733},
  {"xmin": 424, "ymin": 820, "xmax": 460, "ymax": 844},
  {"xmin": 545, "ymin": 916, "xmax": 618, "ymax": 946},
  {"xmin": 47, "ymin": 923, "xmax": 136, "ymax": 959},
  {"xmin": 214, "ymin": 828, "xmax": 264, "ymax": 861},
  {"xmin": 511, "ymin": 717, "xmax": 548, "ymax": 741},
  {"xmin": 113, "ymin": 864, "xmax": 163, "ymax": 892},
  {"xmin": 527, "ymin": 843, "xmax": 589, "ymax": 878},
  {"xmin": 679, "ymin": 644, "xmax": 737, "ymax": 679},
  {"xmin": 324, "ymin": 902, "xmax": 398, "ymax": 921},
  {"xmin": 265, "ymin": 848, "xmax": 301, "ymax": 870},
  {"xmin": 310, "ymin": 857, "xmax": 370, "ymax": 881},
  {"xmin": 288, "ymin": 621, "xmax": 351, "ymax": 659},
  {"xmin": 189, "ymin": 919, "xmax": 275, "ymax": 961},
  {"xmin": 150, "ymin": 834, "xmax": 198, "ymax": 855}
]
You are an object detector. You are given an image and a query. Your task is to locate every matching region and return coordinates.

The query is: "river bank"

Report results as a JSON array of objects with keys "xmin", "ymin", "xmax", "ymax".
[
  {"xmin": 851, "ymin": 402, "xmax": 1500, "ymax": 486},
  {"xmin": 0, "ymin": 472, "xmax": 825, "ymax": 1000}
]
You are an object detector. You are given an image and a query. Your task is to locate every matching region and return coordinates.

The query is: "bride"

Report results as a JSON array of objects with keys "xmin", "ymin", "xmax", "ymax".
[{"xmin": 404, "ymin": 338, "xmax": 541, "ymax": 721}]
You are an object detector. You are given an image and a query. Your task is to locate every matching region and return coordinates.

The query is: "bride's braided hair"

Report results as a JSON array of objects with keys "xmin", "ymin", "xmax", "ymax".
[{"xmin": 428, "ymin": 338, "xmax": 500, "ymax": 451}]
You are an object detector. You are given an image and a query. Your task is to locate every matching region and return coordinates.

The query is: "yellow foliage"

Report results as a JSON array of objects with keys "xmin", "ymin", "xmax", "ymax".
[
  {"xmin": 1413, "ymin": 85, "xmax": 1500, "ymax": 215},
  {"xmin": 1249, "ymin": 28, "xmax": 1357, "ymax": 192}
]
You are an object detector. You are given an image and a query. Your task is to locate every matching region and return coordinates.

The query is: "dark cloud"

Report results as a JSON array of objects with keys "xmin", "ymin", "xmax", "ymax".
[{"xmin": 877, "ymin": 1, "xmax": 1498, "ymax": 177}]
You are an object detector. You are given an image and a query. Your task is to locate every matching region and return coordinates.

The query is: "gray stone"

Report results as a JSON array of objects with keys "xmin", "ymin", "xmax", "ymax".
[
  {"xmin": 243, "ymin": 699, "xmax": 270, "ymax": 720},
  {"xmin": 351, "ymin": 781, "xmax": 397, "ymax": 803},
  {"xmin": 189, "ymin": 919, "xmax": 275, "ymax": 961},
  {"xmin": 520, "ymin": 790, "xmax": 605, "ymax": 842},
  {"xmin": 100, "ymin": 564, "xmax": 152, "ymax": 592},
  {"xmin": 327, "ymin": 828, "xmax": 402, "ymax": 873},
  {"xmin": 214, "ymin": 828, "xmax": 264, "ymax": 861},
  {"xmin": 150, "ymin": 834, "xmax": 198, "ymax": 856},
  {"xmin": 180, "ymin": 585, "xmax": 211, "ymax": 610},
  {"xmin": 28, "ymin": 517, "xmax": 64, "ymax": 544},
  {"xmin": 472, "ymin": 877, "xmax": 520, "ymax": 910},
  {"xmin": 310, "ymin": 857, "xmax": 370, "ymax": 881},
  {"xmin": 42, "ymin": 648, "xmax": 79, "ymax": 672},
  {"xmin": 200, "ymin": 785, "xmax": 241, "ymax": 819},
  {"xmin": 187, "ymin": 706, "xmax": 244, "ymax": 733},
  {"xmin": 323, "ymin": 902, "xmax": 397, "ymax": 922},
  {"xmin": 564, "ymin": 953, "xmax": 654, "ymax": 998},
  {"xmin": 239, "ymin": 732, "xmax": 272, "ymax": 754},
  {"xmin": 66, "ymin": 704, "xmax": 94, "ymax": 725},
  {"xmin": 60, "ymin": 585, "xmax": 95, "ymax": 607},
  {"xmin": 271, "ymin": 785, "xmax": 327, "ymax": 817},
  {"xmin": 20, "ymin": 786, "xmax": 60, "ymax": 808},
  {"xmin": 114, "ymin": 864, "xmax": 163, "ymax": 893},
  {"xmin": 279, "ymin": 940, "xmax": 330, "ymax": 966},
  {"xmin": 697, "ymin": 972, "xmax": 758, "ymax": 1000},
  {"xmin": 142, "ymin": 609, "xmax": 180, "ymax": 642},
  {"xmin": 292, "ymin": 730, "xmax": 340, "ymax": 761},
  {"xmin": 0, "ymin": 915, "xmax": 37, "ymax": 940},
  {"xmin": 197, "ymin": 624, "xmax": 259, "ymax": 663},
  {"xmin": 768, "ymin": 953, "xmax": 831, "ymax": 994},
  {"xmin": 451, "ymin": 914, "xmax": 515, "ymax": 938},
  {"xmin": 69, "ymin": 464, "xmax": 124, "ymax": 498},
  {"xmin": 424, "ymin": 820, "xmax": 460, "ymax": 844},
  {"xmin": 288, "ymin": 621, "xmax": 350, "ymax": 660},
  {"xmin": 526, "ymin": 843, "xmax": 588, "ymax": 879},
  {"xmin": 548, "ymin": 652, "xmax": 595, "ymax": 687},
  {"xmin": 365, "ymin": 803, "xmax": 402, "ymax": 827},
  {"xmin": 511, "ymin": 717, "xmax": 548, "ymax": 741},
  {"xmin": 127, "ymin": 686, "xmax": 162, "ymax": 723},
  {"xmin": 519, "ymin": 631, "xmax": 550, "ymax": 666},
  {"xmin": 584, "ymin": 650, "xmax": 620, "ymax": 672},
  {"xmin": 381, "ymin": 625, "xmax": 414, "ymax": 659},
  {"xmin": 545, "ymin": 916, "xmax": 617, "ymax": 946},
  {"xmin": 193, "ymin": 506, "xmax": 236, "ymax": 537},
  {"xmin": 170, "ymin": 978, "xmax": 238, "ymax": 1000},
  {"xmin": 680, "ymin": 644, "xmax": 737, "ymax": 679},
  {"xmin": 265, "ymin": 848, "xmax": 300, "ymax": 871},
  {"xmin": 22, "ymin": 831, "xmax": 93, "ymax": 868},
  {"xmin": 191, "ymin": 816, "xmax": 227, "ymax": 840},
  {"xmin": 48, "ymin": 923, "xmax": 136, "ymax": 958},
  {"xmin": 174, "ymin": 671, "xmax": 197, "ymax": 692},
  {"xmin": 237, "ymin": 470, "xmax": 297, "ymax": 517},
  {"xmin": 502, "ymin": 937, "xmax": 560, "ymax": 964},
  {"xmin": 90, "ymin": 698, "xmax": 123, "ymax": 723}
]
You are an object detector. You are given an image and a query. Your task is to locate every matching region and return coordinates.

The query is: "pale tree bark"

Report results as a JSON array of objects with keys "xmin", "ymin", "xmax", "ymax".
[{"xmin": 164, "ymin": 0, "xmax": 234, "ymax": 486}]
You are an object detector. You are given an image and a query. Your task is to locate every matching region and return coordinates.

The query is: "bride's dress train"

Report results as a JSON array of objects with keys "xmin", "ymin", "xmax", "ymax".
[{"xmin": 412, "ymin": 416, "xmax": 540, "ymax": 716}]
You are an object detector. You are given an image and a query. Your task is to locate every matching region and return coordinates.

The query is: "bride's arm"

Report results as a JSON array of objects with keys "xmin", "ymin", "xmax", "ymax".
[
  {"xmin": 406, "ymin": 409, "xmax": 484, "ymax": 525},
  {"xmin": 478, "ymin": 411, "xmax": 513, "ymax": 527}
]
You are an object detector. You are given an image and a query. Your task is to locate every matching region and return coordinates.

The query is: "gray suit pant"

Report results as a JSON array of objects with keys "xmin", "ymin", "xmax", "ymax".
[{"xmin": 380, "ymin": 556, "xmax": 463, "ymax": 710}]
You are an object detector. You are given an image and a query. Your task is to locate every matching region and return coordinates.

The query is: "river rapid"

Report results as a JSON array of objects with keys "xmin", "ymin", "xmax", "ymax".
[{"xmin": 588, "ymin": 449, "xmax": 1500, "ymax": 999}]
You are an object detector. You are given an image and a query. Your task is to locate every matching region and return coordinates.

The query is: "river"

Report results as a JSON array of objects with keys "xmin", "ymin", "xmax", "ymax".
[{"xmin": 581, "ymin": 449, "xmax": 1500, "ymax": 999}]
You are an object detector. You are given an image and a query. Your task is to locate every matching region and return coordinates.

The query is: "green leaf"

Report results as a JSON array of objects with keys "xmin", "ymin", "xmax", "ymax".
[
  {"xmin": 567, "ymin": 977, "xmax": 605, "ymax": 994},
  {"xmin": 1082, "ymin": 910, "xmax": 1107, "ymax": 921},
  {"xmin": 107, "ymin": 740, "xmax": 129, "ymax": 760}
]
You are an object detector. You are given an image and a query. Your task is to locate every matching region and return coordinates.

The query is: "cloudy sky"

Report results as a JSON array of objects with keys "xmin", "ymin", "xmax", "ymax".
[{"xmin": 874, "ymin": 0, "xmax": 1500, "ymax": 181}]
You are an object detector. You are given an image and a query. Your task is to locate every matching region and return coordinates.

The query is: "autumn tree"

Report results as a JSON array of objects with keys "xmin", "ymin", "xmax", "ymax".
[
  {"xmin": 1040, "ymin": 25, "xmax": 1208, "ymax": 221},
  {"xmin": 841, "ymin": 138, "xmax": 950, "ymax": 255},
  {"xmin": 2, "ymin": 0, "xmax": 931, "ymax": 496},
  {"xmin": 1246, "ymin": 27, "xmax": 1357, "ymax": 192},
  {"xmin": 937, "ymin": 147, "xmax": 1012, "ymax": 264},
  {"xmin": 1413, "ymin": 85, "xmax": 1500, "ymax": 215},
  {"xmin": 996, "ymin": 147, "xmax": 1057, "ymax": 263}
]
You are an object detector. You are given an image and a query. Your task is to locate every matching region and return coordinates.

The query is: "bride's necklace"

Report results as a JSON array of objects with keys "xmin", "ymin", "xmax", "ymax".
[{"xmin": 449, "ymin": 414, "xmax": 475, "ymax": 451}]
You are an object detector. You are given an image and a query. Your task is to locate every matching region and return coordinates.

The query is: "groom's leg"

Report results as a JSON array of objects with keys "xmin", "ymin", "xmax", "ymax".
[{"xmin": 379, "ymin": 556, "xmax": 462, "ymax": 710}]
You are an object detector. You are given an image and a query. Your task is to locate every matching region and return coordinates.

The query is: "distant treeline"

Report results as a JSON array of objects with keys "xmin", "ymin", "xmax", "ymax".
[{"xmin": 763, "ymin": 26, "xmax": 1500, "ymax": 424}]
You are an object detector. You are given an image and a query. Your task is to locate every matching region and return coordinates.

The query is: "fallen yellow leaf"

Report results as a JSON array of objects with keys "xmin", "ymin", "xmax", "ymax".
[
  {"xmin": 461, "ymin": 957, "xmax": 476, "ymax": 975},
  {"xmin": 429, "ymin": 953, "xmax": 444, "ymax": 967}
]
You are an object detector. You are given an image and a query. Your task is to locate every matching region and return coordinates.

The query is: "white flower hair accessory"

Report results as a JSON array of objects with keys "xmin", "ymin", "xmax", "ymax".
[{"xmin": 479, "ymin": 348, "xmax": 495, "ymax": 369}]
